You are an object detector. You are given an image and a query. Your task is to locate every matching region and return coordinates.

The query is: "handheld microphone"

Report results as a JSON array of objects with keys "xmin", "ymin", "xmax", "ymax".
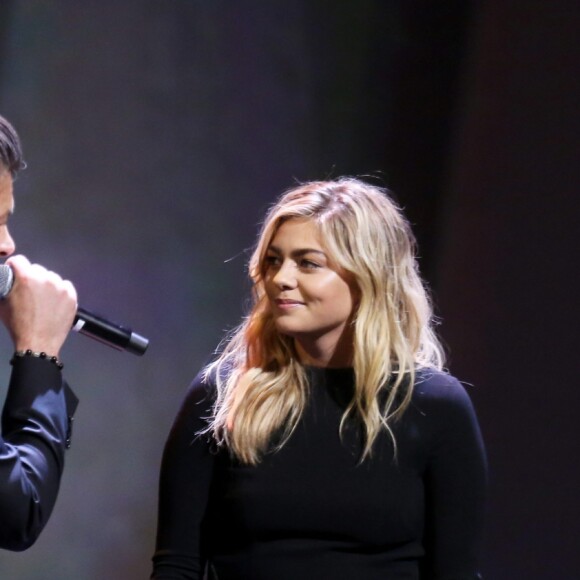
[{"xmin": 0, "ymin": 264, "xmax": 149, "ymax": 356}]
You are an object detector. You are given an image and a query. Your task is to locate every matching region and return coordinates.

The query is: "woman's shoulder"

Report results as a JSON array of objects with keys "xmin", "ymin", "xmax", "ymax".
[
  {"xmin": 184, "ymin": 368, "xmax": 218, "ymax": 404},
  {"xmin": 408, "ymin": 368, "xmax": 486, "ymax": 470},
  {"xmin": 181, "ymin": 360, "xmax": 244, "ymax": 410},
  {"xmin": 411, "ymin": 367, "xmax": 478, "ymax": 418}
]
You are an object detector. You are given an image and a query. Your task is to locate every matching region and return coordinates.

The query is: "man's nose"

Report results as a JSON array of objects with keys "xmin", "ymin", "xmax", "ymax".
[{"xmin": 0, "ymin": 228, "xmax": 15, "ymax": 257}]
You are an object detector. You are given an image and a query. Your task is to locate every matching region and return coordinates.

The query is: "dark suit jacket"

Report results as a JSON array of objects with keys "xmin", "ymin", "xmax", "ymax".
[{"xmin": 0, "ymin": 356, "xmax": 77, "ymax": 550}]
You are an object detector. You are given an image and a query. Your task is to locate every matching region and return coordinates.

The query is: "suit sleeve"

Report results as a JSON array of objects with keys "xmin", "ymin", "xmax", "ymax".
[
  {"xmin": 0, "ymin": 355, "xmax": 78, "ymax": 551},
  {"xmin": 151, "ymin": 373, "xmax": 217, "ymax": 580},
  {"xmin": 419, "ymin": 375, "xmax": 487, "ymax": 579}
]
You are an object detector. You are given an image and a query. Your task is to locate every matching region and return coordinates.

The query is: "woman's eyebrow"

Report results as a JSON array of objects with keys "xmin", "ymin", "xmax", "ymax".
[{"xmin": 267, "ymin": 245, "xmax": 326, "ymax": 258}]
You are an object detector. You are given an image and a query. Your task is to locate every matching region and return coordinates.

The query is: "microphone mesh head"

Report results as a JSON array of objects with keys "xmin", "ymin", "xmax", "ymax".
[{"xmin": 0, "ymin": 265, "xmax": 14, "ymax": 299}]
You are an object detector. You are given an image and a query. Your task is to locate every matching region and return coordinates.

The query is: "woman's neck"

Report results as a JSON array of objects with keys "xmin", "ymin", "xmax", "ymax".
[{"xmin": 294, "ymin": 332, "xmax": 354, "ymax": 368}]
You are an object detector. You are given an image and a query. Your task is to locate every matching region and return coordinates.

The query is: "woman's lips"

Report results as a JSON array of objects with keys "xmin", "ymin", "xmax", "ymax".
[{"xmin": 274, "ymin": 298, "xmax": 304, "ymax": 309}]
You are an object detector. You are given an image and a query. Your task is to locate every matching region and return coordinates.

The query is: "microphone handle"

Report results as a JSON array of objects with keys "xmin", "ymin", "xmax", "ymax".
[
  {"xmin": 73, "ymin": 307, "xmax": 149, "ymax": 356},
  {"xmin": 0, "ymin": 264, "xmax": 148, "ymax": 355}
]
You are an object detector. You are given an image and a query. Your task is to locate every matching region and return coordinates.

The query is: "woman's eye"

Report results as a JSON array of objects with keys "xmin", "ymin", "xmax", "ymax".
[
  {"xmin": 300, "ymin": 259, "xmax": 320, "ymax": 269},
  {"xmin": 264, "ymin": 255, "xmax": 280, "ymax": 268}
]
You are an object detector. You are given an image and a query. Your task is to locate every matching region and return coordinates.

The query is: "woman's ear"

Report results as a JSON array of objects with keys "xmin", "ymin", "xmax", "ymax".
[{"xmin": 348, "ymin": 275, "xmax": 361, "ymax": 308}]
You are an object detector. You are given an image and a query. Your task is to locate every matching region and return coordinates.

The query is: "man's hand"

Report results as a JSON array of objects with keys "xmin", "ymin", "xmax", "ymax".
[{"xmin": 0, "ymin": 255, "xmax": 77, "ymax": 357}]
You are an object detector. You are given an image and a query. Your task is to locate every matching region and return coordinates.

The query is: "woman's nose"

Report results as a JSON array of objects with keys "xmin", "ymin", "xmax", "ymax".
[
  {"xmin": 273, "ymin": 261, "xmax": 297, "ymax": 289},
  {"xmin": 0, "ymin": 227, "xmax": 15, "ymax": 257}
]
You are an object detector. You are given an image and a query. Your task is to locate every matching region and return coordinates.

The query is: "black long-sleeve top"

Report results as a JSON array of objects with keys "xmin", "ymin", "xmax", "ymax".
[
  {"xmin": 0, "ymin": 356, "xmax": 77, "ymax": 551},
  {"xmin": 152, "ymin": 367, "xmax": 487, "ymax": 579}
]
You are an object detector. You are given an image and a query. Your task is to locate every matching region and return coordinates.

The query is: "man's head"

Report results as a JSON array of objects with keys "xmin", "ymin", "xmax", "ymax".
[
  {"xmin": 0, "ymin": 115, "xmax": 25, "ymax": 178},
  {"xmin": 0, "ymin": 115, "xmax": 19, "ymax": 257}
]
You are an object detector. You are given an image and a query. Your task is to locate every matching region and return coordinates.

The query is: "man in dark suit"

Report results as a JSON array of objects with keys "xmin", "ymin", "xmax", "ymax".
[{"xmin": 0, "ymin": 114, "xmax": 78, "ymax": 550}]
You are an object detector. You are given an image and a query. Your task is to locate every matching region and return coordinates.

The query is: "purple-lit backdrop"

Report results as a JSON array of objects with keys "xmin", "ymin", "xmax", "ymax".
[{"xmin": 0, "ymin": 2, "xmax": 578, "ymax": 579}]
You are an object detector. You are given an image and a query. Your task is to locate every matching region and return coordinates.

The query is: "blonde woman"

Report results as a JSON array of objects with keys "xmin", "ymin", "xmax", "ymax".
[{"xmin": 151, "ymin": 178, "xmax": 487, "ymax": 579}]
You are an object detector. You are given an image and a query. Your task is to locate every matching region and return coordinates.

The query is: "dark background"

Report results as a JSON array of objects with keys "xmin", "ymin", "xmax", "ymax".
[{"xmin": 0, "ymin": 1, "xmax": 578, "ymax": 578}]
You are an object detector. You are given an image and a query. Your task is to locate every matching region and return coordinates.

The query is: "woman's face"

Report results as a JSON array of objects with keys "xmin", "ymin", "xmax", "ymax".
[{"xmin": 263, "ymin": 218, "xmax": 357, "ymax": 366}]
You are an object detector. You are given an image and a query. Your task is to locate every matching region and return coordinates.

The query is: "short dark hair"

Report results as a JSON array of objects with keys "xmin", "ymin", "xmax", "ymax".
[{"xmin": 0, "ymin": 114, "xmax": 25, "ymax": 176}]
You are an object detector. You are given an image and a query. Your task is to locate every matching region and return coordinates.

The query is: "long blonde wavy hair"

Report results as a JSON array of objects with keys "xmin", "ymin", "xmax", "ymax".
[{"xmin": 204, "ymin": 177, "xmax": 444, "ymax": 464}]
